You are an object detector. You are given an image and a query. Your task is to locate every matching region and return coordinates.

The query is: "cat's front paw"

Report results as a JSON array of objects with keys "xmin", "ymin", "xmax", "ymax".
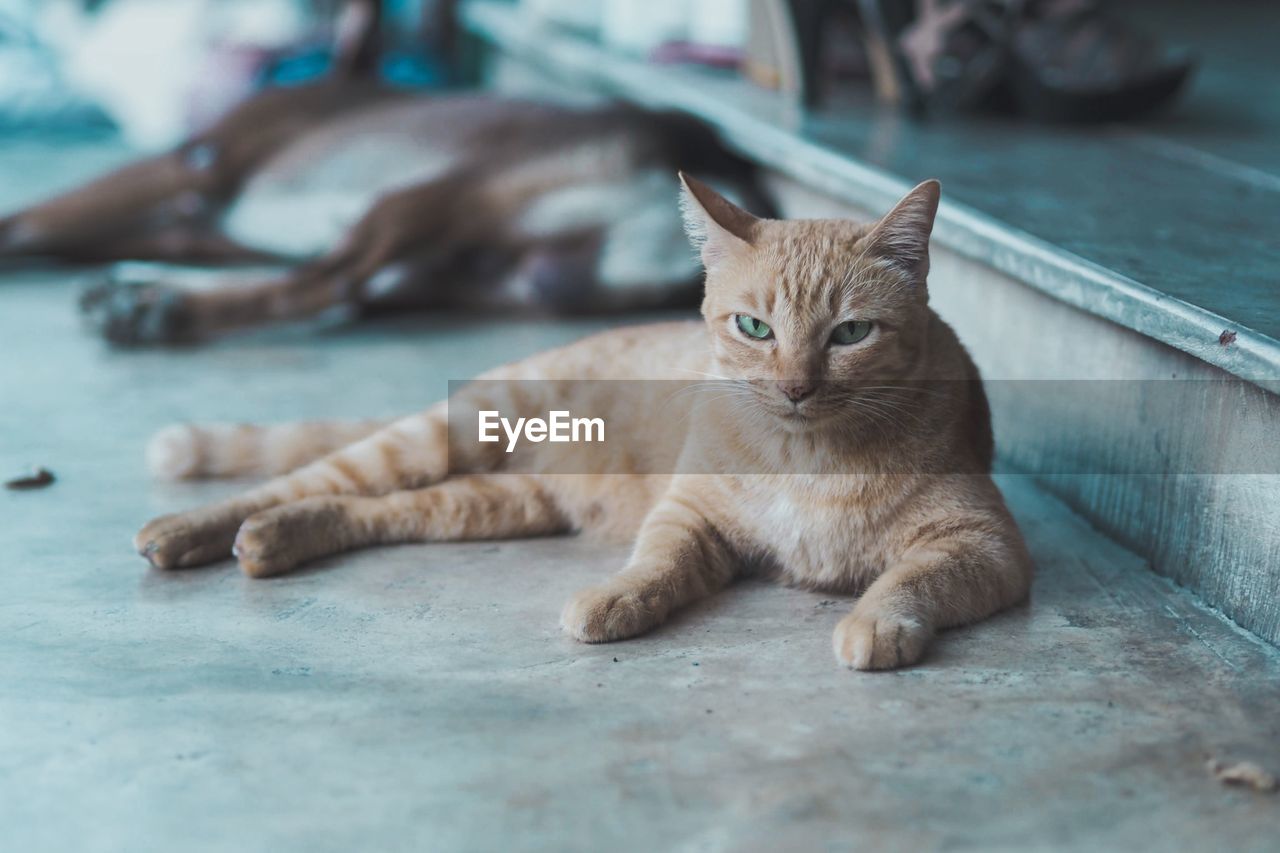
[
  {"xmin": 560, "ymin": 584, "xmax": 661, "ymax": 643},
  {"xmin": 833, "ymin": 609, "xmax": 932, "ymax": 671},
  {"xmin": 233, "ymin": 500, "xmax": 347, "ymax": 578},
  {"xmin": 134, "ymin": 509, "xmax": 241, "ymax": 570}
]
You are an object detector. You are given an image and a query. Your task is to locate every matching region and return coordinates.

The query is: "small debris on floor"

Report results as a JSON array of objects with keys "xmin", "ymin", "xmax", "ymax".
[
  {"xmin": 5, "ymin": 467, "xmax": 55, "ymax": 491},
  {"xmin": 1207, "ymin": 758, "xmax": 1278, "ymax": 793},
  {"xmin": 612, "ymin": 657, "xmax": 618, "ymax": 663}
]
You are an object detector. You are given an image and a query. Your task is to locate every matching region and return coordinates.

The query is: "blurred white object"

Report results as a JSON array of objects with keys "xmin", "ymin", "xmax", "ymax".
[
  {"xmin": 37, "ymin": 0, "xmax": 312, "ymax": 149},
  {"xmin": 56, "ymin": 0, "xmax": 207, "ymax": 148},
  {"xmin": 601, "ymin": 0, "xmax": 687, "ymax": 56},
  {"xmin": 523, "ymin": 0, "xmax": 602, "ymax": 34},
  {"xmin": 0, "ymin": 0, "xmax": 106, "ymax": 129},
  {"xmin": 689, "ymin": 0, "xmax": 748, "ymax": 50}
]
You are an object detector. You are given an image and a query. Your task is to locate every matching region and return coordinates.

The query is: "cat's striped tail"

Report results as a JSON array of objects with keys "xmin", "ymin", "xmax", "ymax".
[{"xmin": 147, "ymin": 420, "xmax": 391, "ymax": 480}]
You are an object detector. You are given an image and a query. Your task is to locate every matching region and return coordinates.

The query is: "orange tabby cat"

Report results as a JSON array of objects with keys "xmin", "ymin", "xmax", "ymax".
[{"xmin": 135, "ymin": 175, "xmax": 1032, "ymax": 670}]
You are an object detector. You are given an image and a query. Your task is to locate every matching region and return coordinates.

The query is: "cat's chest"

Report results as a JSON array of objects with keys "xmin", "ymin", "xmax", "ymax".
[{"xmin": 742, "ymin": 486, "xmax": 890, "ymax": 592}]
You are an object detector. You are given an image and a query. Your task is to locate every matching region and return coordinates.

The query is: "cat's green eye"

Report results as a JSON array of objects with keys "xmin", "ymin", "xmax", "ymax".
[
  {"xmin": 830, "ymin": 320, "xmax": 874, "ymax": 346},
  {"xmin": 735, "ymin": 315, "xmax": 773, "ymax": 340}
]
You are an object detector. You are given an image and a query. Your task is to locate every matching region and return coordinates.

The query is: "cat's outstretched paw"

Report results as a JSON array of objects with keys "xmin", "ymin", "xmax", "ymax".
[
  {"xmin": 833, "ymin": 610, "xmax": 932, "ymax": 671},
  {"xmin": 233, "ymin": 500, "xmax": 347, "ymax": 578},
  {"xmin": 135, "ymin": 509, "xmax": 241, "ymax": 570},
  {"xmin": 80, "ymin": 277, "xmax": 196, "ymax": 347},
  {"xmin": 561, "ymin": 584, "xmax": 661, "ymax": 643}
]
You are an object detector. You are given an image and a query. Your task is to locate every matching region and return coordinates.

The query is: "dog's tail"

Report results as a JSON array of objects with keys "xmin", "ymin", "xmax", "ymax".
[
  {"xmin": 146, "ymin": 420, "xmax": 393, "ymax": 480},
  {"xmin": 333, "ymin": 0, "xmax": 383, "ymax": 79}
]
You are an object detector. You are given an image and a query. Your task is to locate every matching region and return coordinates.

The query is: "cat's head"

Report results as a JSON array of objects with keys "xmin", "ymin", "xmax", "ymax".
[{"xmin": 680, "ymin": 173, "xmax": 941, "ymax": 427}]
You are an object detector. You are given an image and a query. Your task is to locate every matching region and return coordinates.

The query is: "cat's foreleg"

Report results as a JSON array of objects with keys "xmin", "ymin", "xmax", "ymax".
[
  {"xmin": 833, "ymin": 526, "xmax": 1032, "ymax": 670},
  {"xmin": 232, "ymin": 474, "xmax": 568, "ymax": 577},
  {"xmin": 135, "ymin": 407, "xmax": 456, "ymax": 570},
  {"xmin": 561, "ymin": 496, "xmax": 736, "ymax": 643}
]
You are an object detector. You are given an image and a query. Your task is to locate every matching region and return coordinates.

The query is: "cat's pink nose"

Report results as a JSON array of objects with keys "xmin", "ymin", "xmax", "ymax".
[{"xmin": 776, "ymin": 380, "xmax": 816, "ymax": 403}]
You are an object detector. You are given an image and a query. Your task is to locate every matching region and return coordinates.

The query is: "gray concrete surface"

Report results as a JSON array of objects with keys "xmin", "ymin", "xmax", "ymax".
[{"xmin": 2, "ymin": 266, "xmax": 1280, "ymax": 852}]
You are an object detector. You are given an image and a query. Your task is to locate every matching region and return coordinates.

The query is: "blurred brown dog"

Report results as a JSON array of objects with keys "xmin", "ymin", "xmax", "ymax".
[{"xmin": 0, "ymin": 1, "xmax": 769, "ymax": 345}]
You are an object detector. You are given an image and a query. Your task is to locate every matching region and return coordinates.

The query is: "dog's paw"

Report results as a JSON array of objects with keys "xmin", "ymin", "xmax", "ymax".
[
  {"xmin": 135, "ymin": 508, "xmax": 242, "ymax": 570},
  {"xmin": 560, "ymin": 584, "xmax": 661, "ymax": 643},
  {"xmin": 833, "ymin": 609, "xmax": 932, "ymax": 671},
  {"xmin": 233, "ymin": 501, "xmax": 347, "ymax": 578},
  {"xmin": 80, "ymin": 277, "xmax": 195, "ymax": 346}
]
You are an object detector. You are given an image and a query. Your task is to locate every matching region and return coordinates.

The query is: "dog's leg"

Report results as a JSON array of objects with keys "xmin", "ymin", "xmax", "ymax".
[
  {"xmin": 0, "ymin": 149, "xmax": 225, "ymax": 260},
  {"xmin": 63, "ymin": 223, "xmax": 275, "ymax": 265},
  {"xmin": 79, "ymin": 258, "xmax": 348, "ymax": 346},
  {"xmin": 80, "ymin": 173, "xmax": 490, "ymax": 345},
  {"xmin": 0, "ymin": 80, "xmax": 388, "ymax": 263}
]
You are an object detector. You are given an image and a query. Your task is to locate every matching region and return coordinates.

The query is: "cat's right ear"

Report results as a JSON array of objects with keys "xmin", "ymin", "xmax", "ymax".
[
  {"xmin": 862, "ymin": 180, "xmax": 941, "ymax": 280},
  {"xmin": 679, "ymin": 172, "xmax": 759, "ymax": 270}
]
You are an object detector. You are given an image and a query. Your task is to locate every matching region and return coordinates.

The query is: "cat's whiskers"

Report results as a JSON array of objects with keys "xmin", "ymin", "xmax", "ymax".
[
  {"xmin": 838, "ymin": 393, "xmax": 930, "ymax": 434},
  {"xmin": 661, "ymin": 379, "xmax": 739, "ymax": 411},
  {"xmin": 672, "ymin": 367, "xmax": 735, "ymax": 382},
  {"xmin": 662, "ymin": 382, "xmax": 756, "ymax": 430}
]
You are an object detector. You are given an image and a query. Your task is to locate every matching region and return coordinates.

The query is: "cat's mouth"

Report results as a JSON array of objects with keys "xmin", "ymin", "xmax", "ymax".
[
  {"xmin": 724, "ymin": 381, "xmax": 841, "ymax": 429},
  {"xmin": 763, "ymin": 397, "xmax": 832, "ymax": 428}
]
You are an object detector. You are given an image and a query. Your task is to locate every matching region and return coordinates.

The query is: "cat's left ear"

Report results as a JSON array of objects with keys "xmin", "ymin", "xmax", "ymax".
[
  {"xmin": 863, "ymin": 180, "xmax": 941, "ymax": 281},
  {"xmin": 679, "ymin": 172, "xmax": 760, "ymax": 271}
]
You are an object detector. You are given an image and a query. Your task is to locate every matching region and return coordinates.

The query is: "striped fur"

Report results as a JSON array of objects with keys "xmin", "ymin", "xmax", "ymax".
[{"xmin": 147, "ymin": 420, "xmax": 390, "ymax": 480}]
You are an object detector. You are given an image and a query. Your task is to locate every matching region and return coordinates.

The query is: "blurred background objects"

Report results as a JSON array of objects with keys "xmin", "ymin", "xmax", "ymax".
[
  {"xmin": 0, "ymin": 0, "xmax": 1208, "ymax": 149},
  {"xmin": 0, "ymin": 0, "xmax": 450, "ymax": 146}
]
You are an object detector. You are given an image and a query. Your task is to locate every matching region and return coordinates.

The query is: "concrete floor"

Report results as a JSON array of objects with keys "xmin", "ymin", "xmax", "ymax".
[
  {"xmin": 2, "ymin": 143, "xmax": 1279, "ymax": 851},
  {"xmin": 2, "ymin": 267, "xmax": 1279, "ymax": 852}
]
